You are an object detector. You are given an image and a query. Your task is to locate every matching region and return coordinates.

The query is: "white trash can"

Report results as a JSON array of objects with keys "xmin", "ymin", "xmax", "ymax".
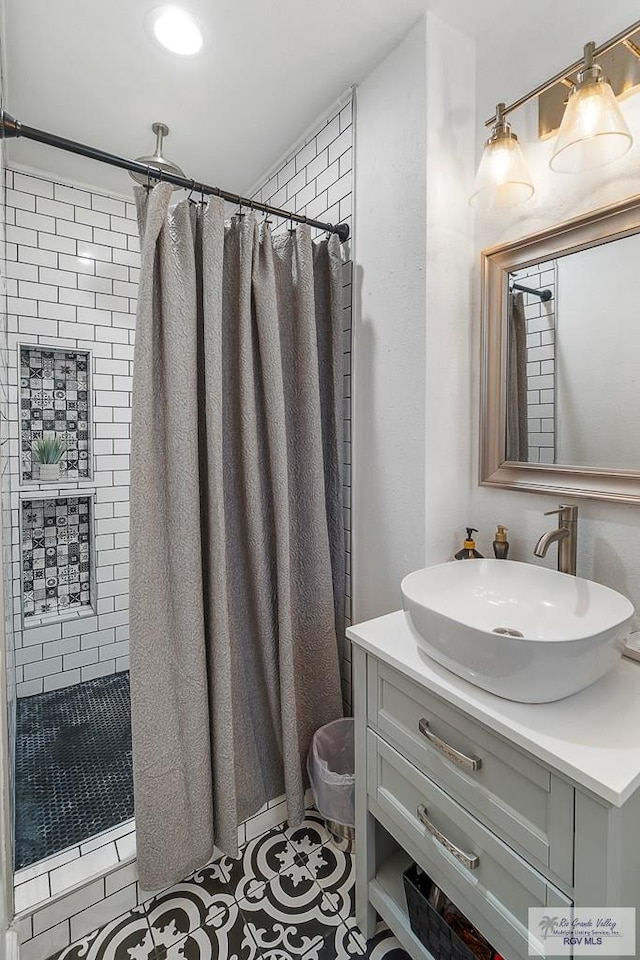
[{"xmin": 307, "ymin": 717, "xmax": 355, "ymax": 848}]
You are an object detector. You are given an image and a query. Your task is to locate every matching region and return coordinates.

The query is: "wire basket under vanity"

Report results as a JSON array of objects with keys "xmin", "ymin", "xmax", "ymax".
[{"xmin": 403, "ymin": 863, "xmax": 497, "ymax": 960}]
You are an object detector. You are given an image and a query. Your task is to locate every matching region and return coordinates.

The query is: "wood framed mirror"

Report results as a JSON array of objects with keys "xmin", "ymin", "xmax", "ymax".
[{"xmin": 480, "ymin": 194, "xmax": 640, "ymax": 503}]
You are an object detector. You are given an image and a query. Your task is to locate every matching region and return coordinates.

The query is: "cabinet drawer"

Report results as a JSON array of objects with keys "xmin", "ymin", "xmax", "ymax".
[
  {"xmin": 368, "ymin": 659, "xmax": 574, "ymax": 887},
  {"xmin": 367, "ymin": 730, "xmax": 572, "ymax": 960}
]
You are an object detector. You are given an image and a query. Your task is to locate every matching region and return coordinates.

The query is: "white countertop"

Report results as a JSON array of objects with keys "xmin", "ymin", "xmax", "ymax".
[{"xmin": 347, "ymin": 609, "xmax": 640, "ymax": 807}]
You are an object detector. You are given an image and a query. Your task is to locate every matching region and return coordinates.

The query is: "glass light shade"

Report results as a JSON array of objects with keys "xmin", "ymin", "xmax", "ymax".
[
  {"xmin": 550, "ymin": 78, "xmax": 632, "ymax": 173},
  {"xmin": 470, "ymin": 134, "xmax": 535, "ymax": 211}
]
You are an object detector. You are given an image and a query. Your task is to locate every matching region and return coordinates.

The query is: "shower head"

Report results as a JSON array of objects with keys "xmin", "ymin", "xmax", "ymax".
[{"xmin": 129, "ymin": 122, "xmax": 185, "ymax": 189}]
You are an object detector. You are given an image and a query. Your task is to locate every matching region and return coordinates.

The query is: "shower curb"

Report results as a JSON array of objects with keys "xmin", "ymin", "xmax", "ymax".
[{"xmin": 5, "ymin": 928, "xmax": 19, "ymax": 959}]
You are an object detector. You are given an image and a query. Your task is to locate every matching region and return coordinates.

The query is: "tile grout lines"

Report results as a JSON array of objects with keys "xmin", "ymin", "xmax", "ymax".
[
  {"xmin": 52, "ymin": 813, "xmax": 364, "ymax": 960},
  {"xmin": 148, "ymin": 820, "xmax": 358, "ymax": 959}
]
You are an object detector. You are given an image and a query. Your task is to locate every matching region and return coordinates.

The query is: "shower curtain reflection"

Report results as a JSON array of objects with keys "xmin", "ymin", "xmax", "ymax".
[{"xmin": 506, "ymin": 291, "xmax": 528, "ymax": 462}]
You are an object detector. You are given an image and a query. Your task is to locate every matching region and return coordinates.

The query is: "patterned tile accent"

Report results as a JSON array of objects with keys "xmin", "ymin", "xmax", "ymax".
[
  {"xmin": 21, "ymin": 495, "xmax": 93, "ymax": 620},
  {"xmin": 50, "ymin": 820, "xmax": 410, "ymax": 960},
  {"xmin": 19, "ymin": 345, "xmax": 91, "ymax": 482}
]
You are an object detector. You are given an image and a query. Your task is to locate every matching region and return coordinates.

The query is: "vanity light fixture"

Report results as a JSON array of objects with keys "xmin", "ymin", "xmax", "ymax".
[
  {"xmin": 469, "ymin": 103, "xmax": 534, "ymax": 211},
  {"xmin": 148, "ymin": 6, "xmax": 203, "ymax": 56},
  {"xmin": 472, "ymin": 20, "xmax": 640, "ymax": 210},
  {"xmin": 550, "ymin": 42, "xmax": 633, "ymax": 173}
]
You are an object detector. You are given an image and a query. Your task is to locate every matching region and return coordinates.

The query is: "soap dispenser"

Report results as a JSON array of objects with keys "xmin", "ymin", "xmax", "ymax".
[
  {"xmin": 493, "ymin": 524, "xmax": 509, "ymax": 559},
  {"xmin": 455, "ymin": 528, "xmax": 484, "ymax": 560}
]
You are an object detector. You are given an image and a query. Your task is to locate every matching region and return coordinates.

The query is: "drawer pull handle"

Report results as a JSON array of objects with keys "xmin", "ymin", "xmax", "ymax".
[
  {"xmin": 417, "ymin": 804, "xmax": 480, "ymax": 871},
  {"xmin": 418, "ymin": 718, "xmax": 482, "ymax": 772}
]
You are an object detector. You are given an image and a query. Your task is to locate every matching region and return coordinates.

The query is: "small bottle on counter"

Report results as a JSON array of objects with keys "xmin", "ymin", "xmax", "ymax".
[
  {"xmin": 492, "ymin": 524, "xmax": 509, "ymax": 559},
  {"xmin": 455, "ymin": 528, "xmax": 484, "ymax": 560}
]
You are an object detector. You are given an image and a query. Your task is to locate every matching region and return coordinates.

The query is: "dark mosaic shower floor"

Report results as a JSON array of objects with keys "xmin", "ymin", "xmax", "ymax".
[{"xmin": 14, "ymin": 672, "xmax": 133, "ymax": 869}]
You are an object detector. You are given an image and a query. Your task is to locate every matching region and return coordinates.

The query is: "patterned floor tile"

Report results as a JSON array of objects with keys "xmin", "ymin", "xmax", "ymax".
[
  {"xmin": 324, "ymin": 833, "xmax": 354, "ymax": 855},
  {"xmin": 237, "ymin": 868, "xmax": 343, "ymax": 959},
  {"xmin": 344, "ymin": 921, "xmax": 412, "ymax": 960},
  {"xmin": 252, "ymin": 919, "xmax": 358, "ymax": 960},
  {"xmin": 282, "ymin": 811, "xmax": 333, "ymax": 852},
  {"xmin": 146, "ymin": 826, "xmax": 294, "ymax": 947},
  {"xmin": 53, "ymin": 907, "xmax": 154, "ymax": 960},
  {"xmin": 146, "ymin": 883, "xmax": 238, "ymax": 950},
  {"xmin": 160, "ymin": 903, "xmax": 258, "ymax": 960},
  {"xmin": 50, "ymin": 814, "xmax": 406, "ymax": 960},
  {"xmin": 226, "ymin": 825, "xmax": 296, "ymax": 903},
  {"xmin": 315, "ymin": 922, "xmax": 360, "ymax": 960},
  {"xmin": 294, "ymin": 840, "xmax": 354, "ymax": 923}
]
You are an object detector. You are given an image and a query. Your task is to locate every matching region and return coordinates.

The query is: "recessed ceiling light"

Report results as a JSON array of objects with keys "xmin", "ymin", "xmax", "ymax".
[{"xmin": 148, "ymin": 6, "xmax": 203, "ymax": 56}]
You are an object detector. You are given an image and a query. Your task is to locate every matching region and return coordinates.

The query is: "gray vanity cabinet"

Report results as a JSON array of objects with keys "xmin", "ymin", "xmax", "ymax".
[{"xmin": 351, "ymin": 636, "xmax": 640, "ymax": 960}]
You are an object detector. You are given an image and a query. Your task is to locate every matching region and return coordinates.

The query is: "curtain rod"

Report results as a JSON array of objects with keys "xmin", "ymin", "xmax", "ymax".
[
  {"xmin": 485, "ymin": 18, "xmax": 640, "ymax": 127},
  {"xmin": 511, "ymin": 282, "xmax": 552, "ymax": 302},
  {"xmin": 0, "ymin": 111, "xmax": 350, "ymax": 242}
]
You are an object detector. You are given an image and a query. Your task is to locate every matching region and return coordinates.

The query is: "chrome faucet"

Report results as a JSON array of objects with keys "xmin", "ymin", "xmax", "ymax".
[{"xmin": 533, "ymin": 504, "xmax": 578, "ymax": 576}]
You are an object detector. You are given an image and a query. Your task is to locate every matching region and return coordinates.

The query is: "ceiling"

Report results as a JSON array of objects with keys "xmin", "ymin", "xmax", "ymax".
[
  {"xmin": 3, "ymin": 0, "xmax": 639, "ymax": 197},
  {"xmin": 2, "ymin": 0, "xmax": 429, "ymax": 194}
]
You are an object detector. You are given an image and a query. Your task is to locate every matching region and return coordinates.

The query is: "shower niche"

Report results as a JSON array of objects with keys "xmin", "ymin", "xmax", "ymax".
[
  {"xmin": 20, "ymin": 495, "xmax": 95, "ymax": 624},
  {"xmin": 19, "ymin": 344, "xmax": 92, "ymax": 484}
]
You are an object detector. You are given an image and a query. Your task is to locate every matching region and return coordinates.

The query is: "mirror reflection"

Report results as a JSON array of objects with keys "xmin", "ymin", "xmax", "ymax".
[{"xmin": 506, "ymin": 232, "xmax": 640, "ymax": 470}]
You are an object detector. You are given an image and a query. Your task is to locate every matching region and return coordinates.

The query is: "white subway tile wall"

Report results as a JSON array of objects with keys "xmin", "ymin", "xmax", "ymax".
[
  {"xmin": 0, "ymin": 66, "xmax": 18, "ymax": 847},
  {"xmin": 4, "ymin": 167, "xmax": 137, "ymax": 695},
  {"xmin": 250, "ymin": 92, "xmax": 353, "ymax": 713},
  {"xmin": 511, "ymin": 262, "xmax": 557, "ymax": 464}
]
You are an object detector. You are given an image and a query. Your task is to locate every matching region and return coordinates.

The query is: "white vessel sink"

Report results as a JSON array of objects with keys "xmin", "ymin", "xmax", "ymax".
[{"xmin": 401, "ymin": 559, "xmax": 634, "ymax": 703}]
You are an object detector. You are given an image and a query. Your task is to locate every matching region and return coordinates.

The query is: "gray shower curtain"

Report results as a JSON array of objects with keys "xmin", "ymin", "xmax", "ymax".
[
  {"xmin": 506, "ymin": 291, "xmax": 528, "ymax": 461},
  {"xmin": 130, "ymin": 183, "xmax": 345, "ymax": 890}
]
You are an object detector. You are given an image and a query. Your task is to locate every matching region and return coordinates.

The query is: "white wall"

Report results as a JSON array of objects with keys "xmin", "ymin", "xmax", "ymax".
[
  {"xmin": 353, "ymin": 14, "xmax": 475, "ymax": 622},
  {"xmin": 353, "ymin": 19, "xmax": 427, "ymax": 622},
  {"xmin": 424, "ymin": 16, "xmax": 476, "ymax": 568}
]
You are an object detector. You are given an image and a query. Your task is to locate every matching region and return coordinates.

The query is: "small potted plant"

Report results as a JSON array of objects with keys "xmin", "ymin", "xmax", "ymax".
[{"xmin": 32, "ymin": 437, "xmax": 66, "ymax": 482}]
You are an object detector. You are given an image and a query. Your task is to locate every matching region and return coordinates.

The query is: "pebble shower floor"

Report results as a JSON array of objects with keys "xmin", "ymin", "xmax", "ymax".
[{"xmin": 14, "ymin": 672, "xmax": 133, "ymax": 869}]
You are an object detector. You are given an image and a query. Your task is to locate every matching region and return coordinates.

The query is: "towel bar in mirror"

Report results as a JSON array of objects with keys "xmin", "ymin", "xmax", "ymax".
[{"xmin": 480, "ymin": 193, "xmax": 640, "ymax": 503}]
